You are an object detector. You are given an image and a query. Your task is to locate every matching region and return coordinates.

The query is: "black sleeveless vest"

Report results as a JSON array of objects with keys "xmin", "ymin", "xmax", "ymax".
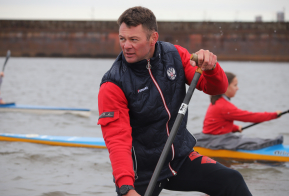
[{"xmin": 101, "ymin": 41, "xmax": 196, "ymax": 185}]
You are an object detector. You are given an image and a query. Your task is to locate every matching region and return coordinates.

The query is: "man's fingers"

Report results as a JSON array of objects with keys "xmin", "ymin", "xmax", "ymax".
[
  {"xmin": 213, "ymin": 54, "xmax": 217, "ymax": 66},
  {"xmin": 204, "ymin": 50, "xmax": 210, "ymax": 66},
  {"xmin": 194, "ymin": 49, "xmax": 217, "ymax": 70},
  {"xmin": 190, "ymin": 60, "xmax": 196, "ymax": 67},
  {"xmin": 200, "ymin": 50, "xmax": 210, "ymax": 70},
  {"xmin": 209, "ymin": 53, "xmax": 214, "ymax": 66},
  {"xmin": 196, "ymin": 50, "xmax": 204, "ymax": 66}
]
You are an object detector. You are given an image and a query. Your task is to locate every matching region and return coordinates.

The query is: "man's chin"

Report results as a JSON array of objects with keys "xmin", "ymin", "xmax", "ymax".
[{"xmin": 125, "ymin": 57, "xmax": 137, "ymax": 64}]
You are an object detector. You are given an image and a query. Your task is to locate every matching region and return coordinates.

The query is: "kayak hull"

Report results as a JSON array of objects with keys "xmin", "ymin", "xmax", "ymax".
[
  {"xmin": 194, "ymin": 145, "xmax": 289, "ymax": 162},
  {"xmin": 0, "ymin": 104, "xmax": 91, "ymax": 117},
  {"xmin": 0, "ymin": 133, "xmax": 106, "ymax": 149},
  {"xmin": 1, "ymin": 133, "xmax": 289, "ymax": 162}
]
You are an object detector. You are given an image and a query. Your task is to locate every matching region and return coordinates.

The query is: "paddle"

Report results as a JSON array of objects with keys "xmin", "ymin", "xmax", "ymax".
[
  {"xmin": 144, "ymin": 53, "xmax": 201, "ymax": 196},
  {"xmin": 241, "ymin": 109, "xmax": 289, "ymax": 131},
  {"xmin": 0, "ymin": 50, "xmax": 11, "ymax": 90},
  {"xmin": 2, "ymin": 50, "xmax": 11, "ymax": 72}
]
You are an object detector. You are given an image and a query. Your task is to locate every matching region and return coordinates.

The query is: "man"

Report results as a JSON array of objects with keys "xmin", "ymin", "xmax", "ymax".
[{"xmin": 98, "ymin": 6, "xmax": 252, "ymax": 196}]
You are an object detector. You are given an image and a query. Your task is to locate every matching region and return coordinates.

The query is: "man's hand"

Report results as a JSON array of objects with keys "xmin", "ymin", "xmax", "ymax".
[
  {"xmin": 124, "ymin": 189, "xmax": 141, "ymax": 196},
  {"xmin": 190, "ymin": 49, "xmax": 217, "ymax": 71},
  {"xmin": 276, "ymin": 110, "xmax": 282, "ymax": 117},
  {"xmin": 0, "ymin": 72, "xmax": 4, "ymax": 77}
]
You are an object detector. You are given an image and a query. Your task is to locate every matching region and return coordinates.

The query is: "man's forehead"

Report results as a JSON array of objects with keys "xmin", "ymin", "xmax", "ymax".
[
  {"xmin": 121, "ymin": 23, "xmax": 143, "ymax": 29},
  {"xmin": 119, "ymin": 23, "xmax": 147, "ymax": 36}
]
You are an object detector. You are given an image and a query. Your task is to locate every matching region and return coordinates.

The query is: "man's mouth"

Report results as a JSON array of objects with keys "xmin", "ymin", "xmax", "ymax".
[{"xmin": 125, "ymin": 52, "xmax": 135, "ymax": 57}]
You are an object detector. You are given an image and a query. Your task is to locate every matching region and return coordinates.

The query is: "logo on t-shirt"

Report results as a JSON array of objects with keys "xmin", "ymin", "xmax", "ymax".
[
  {"xmin": 138, "ymin": 86, "xmax": 148, "ymax": 93},
  {"xmin": 167, "ymin": 67, "xmax": 177, "ymax": 80}
]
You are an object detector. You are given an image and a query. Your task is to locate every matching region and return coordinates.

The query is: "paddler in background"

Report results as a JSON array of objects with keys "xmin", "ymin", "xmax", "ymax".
[
  {"xmin": 195, "ymin": 71, "xmax": 283, "ymax": 150},
  {"xmin": 98, "ymin": 6, "xmax": 252, "ymax": 196},
  {"xmin": 0, "ymin": 71, "xmax": 5, "ymax": 104}
]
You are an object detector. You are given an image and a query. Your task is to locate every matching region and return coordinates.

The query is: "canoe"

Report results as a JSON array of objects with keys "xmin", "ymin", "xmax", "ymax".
[
  {"xmin": 0, "ymin": 102, "xmax": 15, "ymax": 106},
  {"xmin": 194, "ymin": 145, "xmax": 289, "ymax": 162},
  {"xmin": 0, "ymin": 103, "xmax": 91, "ymax": 117},
  {"xmin": 1, "ymin": 133, "xmax": 289, "ymax": 162},
  {"xmin": 0, "ymin": 133, "xmax": 106, "ymax": 149}
]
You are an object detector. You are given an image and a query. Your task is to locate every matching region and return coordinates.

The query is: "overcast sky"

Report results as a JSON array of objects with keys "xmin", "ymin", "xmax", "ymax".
[{"xmin": 0, "ymin": 0, "xmax": 288, "ymax": 22}]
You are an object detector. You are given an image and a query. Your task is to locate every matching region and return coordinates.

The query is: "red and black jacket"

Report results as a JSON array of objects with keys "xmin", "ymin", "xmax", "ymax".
[{"xmin": 98, "ymin": 41, "xmax": 228, "ymax": 187}]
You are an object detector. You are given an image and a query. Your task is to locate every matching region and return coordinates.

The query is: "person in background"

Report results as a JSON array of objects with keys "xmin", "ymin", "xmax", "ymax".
[
  {"xmin": 195, "ymin": 72, "xmax": 282, "ymax": 151},
  {"xmin": 0, "ymin": 71, "xmax": 5, "ymax": 104},
  {"xmin": 203, "ymin": 71, "xmax": 281, "ymax": 134},
  {"xmin": 98, "ymin": 6, "xmax": 252, "ymax": 196}
]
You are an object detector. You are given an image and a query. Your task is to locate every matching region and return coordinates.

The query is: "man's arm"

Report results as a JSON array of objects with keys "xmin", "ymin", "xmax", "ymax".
[
  {"xmin": 175, "ymin": 45, "xmax": 228, "ymax": 95},
  {"xmin": 97, "ymin": 82, "xmax": 135, "ymax": 188}
]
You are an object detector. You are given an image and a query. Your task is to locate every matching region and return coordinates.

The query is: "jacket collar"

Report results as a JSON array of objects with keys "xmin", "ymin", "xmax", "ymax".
[{"xmin": 222, "ymin": 94, "xmax": 231, "ymax": 101}]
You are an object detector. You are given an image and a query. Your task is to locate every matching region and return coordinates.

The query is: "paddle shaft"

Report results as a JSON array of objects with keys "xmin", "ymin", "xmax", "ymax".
[
  {"xmin": 144, "ymin": 54, "xmax": 201, "ymax": 196},
  {"xmin": 241, "ymin": 109, "xmax": 289, "ymax": 131},
  {"xmin": 0, "ymin": 50, "xmax": 11, "ymax": 90},
  {"xmin": 2, "ymin": 50, "xmax": 11, "ymax": 72}
]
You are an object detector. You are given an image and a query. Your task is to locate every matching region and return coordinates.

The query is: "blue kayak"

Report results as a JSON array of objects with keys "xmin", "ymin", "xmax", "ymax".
[
  {"xmin": 0, "ymin": 103, "xmax": 91, "ymax": 117},
  {"xmin": 1, "ymin": 133, "xmax": 289, "ymax": 162},
  {"xmin": 194, "ymin": 145, "xmax": 289, "ymax": 162},
  {"xmin": 0, "ymin": 102, "xmax": 16, "ymax": 106},
  {"xmin": 0, "ymin": 133, "xmax": 105, "ymax": 149}
]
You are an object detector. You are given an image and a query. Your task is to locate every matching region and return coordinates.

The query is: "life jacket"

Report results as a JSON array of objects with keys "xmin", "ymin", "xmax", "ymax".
[{"xmin": 100, "ymin": 41, "xmax": 196, "ymax": 185}]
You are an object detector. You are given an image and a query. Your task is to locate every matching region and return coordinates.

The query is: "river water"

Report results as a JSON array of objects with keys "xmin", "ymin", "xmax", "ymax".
[{"xmin": 0, "ymin": 57, "xmax": 289, "ymax": 196}]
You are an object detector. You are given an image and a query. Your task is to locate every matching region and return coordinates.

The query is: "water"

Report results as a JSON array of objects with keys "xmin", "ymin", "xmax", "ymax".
[{"xmin": 0, "ymin": 57, "xmax": 289, "ymax": 196}]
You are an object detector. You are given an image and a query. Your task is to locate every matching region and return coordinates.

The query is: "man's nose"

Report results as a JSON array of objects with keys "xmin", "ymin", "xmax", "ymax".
[{"xmin": 123, "ymin": 41, "xmax": 132, "ymax": 49}]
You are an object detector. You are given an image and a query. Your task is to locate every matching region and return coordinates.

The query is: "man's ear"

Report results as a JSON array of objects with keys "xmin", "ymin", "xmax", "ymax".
[{"xmin": 150, "ymin": 32, "xmax": 159, "ymax": 46}]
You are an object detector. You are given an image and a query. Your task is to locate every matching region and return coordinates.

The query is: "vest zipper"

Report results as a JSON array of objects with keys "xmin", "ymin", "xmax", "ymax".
[
  {"xmin": 132, "ymin": 146, "xmax": 138, "ymax": 180},
  {"xmin": 146, "ymin": 59, "xmax": 177, "ymax": 176}
]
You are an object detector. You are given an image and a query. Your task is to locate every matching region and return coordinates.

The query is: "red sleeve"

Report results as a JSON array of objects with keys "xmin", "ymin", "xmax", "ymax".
[
  {"xmin": 174, "ymin": 45, "xmax": 228, "ymax": 95},
  {"xmin": 232, "ymin": 124, "xmax": 240, "ymax": 132},
  {"xmin": 97, "ymin": 82, "xmax": 134, "ymax": 188},
  {"xmin": 222, "ymin": 101, "xmax": 278, "ymax": 123}
]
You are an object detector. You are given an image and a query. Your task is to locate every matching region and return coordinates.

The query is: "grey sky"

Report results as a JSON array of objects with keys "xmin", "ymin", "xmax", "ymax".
[{"xmin": 0, "ymin": 0, "xmax": 288, "ymax": 21}]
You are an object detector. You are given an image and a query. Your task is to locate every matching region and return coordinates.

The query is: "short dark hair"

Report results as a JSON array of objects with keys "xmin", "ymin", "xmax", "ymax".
[
  {"xmin": 117, "ymin": 6, "xmax": 158, "ymax": 39},
  {"xmin": 210, "ymin": 72, "xmax": 236, "ymax": 105}
]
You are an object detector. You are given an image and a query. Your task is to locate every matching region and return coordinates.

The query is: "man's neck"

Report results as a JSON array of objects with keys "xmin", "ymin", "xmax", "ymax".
[{"xmin": 146, "ymin": 44, "xmax": 156, "ymax": 60}]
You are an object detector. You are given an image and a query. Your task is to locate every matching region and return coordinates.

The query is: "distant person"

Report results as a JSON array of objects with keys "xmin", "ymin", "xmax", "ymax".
[
  {"xmin": 203, "ymin": 71, "xmax": 281, "ymax": 134},
  {"xmin": 0, "ymin": 71, "xmax": 5, "ymax": 104},
  {"xmin": 98, "ymin": 6, "xmax": 251, "ymax": 196},
  {"xmin": 195, "ymin": 72, "xmax": 282, "ymax": 150}
]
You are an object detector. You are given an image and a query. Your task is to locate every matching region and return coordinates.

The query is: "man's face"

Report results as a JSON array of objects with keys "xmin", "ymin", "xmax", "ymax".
[{"xmin": 119, "ymin": 23, "xmax": 152, "ymax": 64}]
